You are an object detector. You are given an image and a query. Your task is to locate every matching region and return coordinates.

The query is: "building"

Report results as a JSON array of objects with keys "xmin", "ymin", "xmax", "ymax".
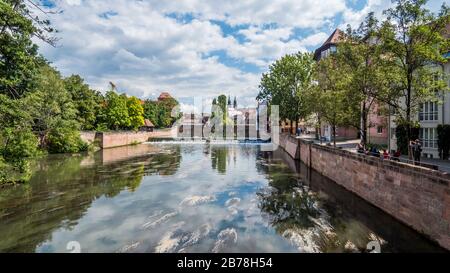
[
  {"xmin": 368, "ymin": 102, "xmax": 389, "ymax": 145},
  {"xmin": 158, "ymin": 92, "xmax": 173, "ymax": 101},
  {"xmin": 140, "ymin": 119, "xmax": 155, "ymax": 132},
  {"xmin": 388, "ymin": 23, "xmax": 450, "ymax": 158},
  {"xmin": 313, "ymin": 28, "xmax": 343, "ymax": 61},
  {"xmin": 313, "ymin": 29, "xmax": 360, "ymax": 142},
  {"xmin": 313, "ymin": 28, "xmax": 389, "ymax": 144}
]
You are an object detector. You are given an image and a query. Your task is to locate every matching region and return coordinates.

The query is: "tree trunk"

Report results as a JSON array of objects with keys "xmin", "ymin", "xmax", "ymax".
[
  {"xmin": 361, "ymin": 103, "xmax": 368, "ymax": 145},
  {"xmin": 295, "ymin": 118, "xmax": 299, "ymax": 136},
  {"xmin": 407, "ymin": 71, "xmax": 412, "ymax": 160},
  {"xmin": 290, "ymin": 120, "xmax": 294, "ymax": 135},
  {"xmin": 333, "ymin": 125, "xmax": 337, "ymax": 147},
  {"xmin": 318, "ymin": 115, "xmax": 322, "ymax": 144}
]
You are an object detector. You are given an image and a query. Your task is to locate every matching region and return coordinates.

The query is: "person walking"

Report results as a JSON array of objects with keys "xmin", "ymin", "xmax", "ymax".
[
  {"xmin": 414, "ymin": 139, "xmax": 422, "ymax": 163},
  {"xmin": 409, "ymin": 140, "xmax": 416, "ymax": 163}
]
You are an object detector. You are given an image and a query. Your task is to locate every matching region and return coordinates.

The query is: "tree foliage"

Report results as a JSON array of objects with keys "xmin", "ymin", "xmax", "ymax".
[
  {"xmin": 312, "ymin": 55, "xmax": 358, "ymax": 146},
  {"xmin": 143, "ymin": 96, "xmax": 179, "ymax": 128},
  {"xmin": 127, "ymin": 96, "xmax": 145, "ymax": 131},
  {"xmin": 103, "ymin": 91, "xmax": 130, "ymax": 130},
  {"xmin": 64, "ymin": 75, "xmax": 102, "ymax": 130},
  {"xmin": 257, "ymin": 52, "xmax": 315, "ymax": 130},
  {"xmin": 378, "ymin": 0, "xmax": 450, "ymax": 145},
  {"xmin": 338, "ymin": 12, "xmax": 392, "ymax": 145},
  {"xmin": 0, "ymin": 0, "xmax": 57, "ymax": 98}
]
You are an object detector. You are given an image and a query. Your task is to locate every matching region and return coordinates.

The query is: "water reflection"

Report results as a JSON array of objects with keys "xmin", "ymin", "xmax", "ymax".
[
  {"xmin": 0, "ymin": 145, "xmax": 181, "ymax": 252},
  {"xmin": 256, "ymin": 149, "xmax": 445, "ymax": 253},
  {"xmin": 0, "ymin": 144, "xmax": 444, "ymax": 253}
]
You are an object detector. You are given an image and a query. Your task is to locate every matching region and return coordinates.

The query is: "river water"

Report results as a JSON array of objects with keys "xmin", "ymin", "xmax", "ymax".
[{"xmin": 0, "ymin": 143, "xmax": 444, "ymax": 253}]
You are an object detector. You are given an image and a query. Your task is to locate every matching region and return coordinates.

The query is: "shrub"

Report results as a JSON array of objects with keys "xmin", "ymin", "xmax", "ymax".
[
  {"xmin": 47, "ymin": 125, "xmax": 88, "ymax": 154},
  {"xmin": 437, "ymin": 125, "xmax": 450, "ymax": 160},
  {"xmin": 1, "ymin": 128, "xmax": 39, "ymax": 161},
  {"xmin": 0, "ymin": 156, "xmax": 32, "ymax": 185}
]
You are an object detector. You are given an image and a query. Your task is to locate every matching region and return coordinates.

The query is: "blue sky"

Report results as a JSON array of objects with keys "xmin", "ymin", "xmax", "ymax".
[{"xmin": 35, "ymin": 0, "xmax": 444, "ymax": 111}]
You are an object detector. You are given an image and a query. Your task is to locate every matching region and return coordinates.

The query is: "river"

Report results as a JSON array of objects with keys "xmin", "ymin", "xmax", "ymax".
[{"xmin": 0, "ymin": 142, "xmax": 444, "ymax": 253}]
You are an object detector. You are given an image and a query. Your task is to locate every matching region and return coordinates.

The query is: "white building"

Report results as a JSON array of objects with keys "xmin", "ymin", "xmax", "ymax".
[{"xmin": 389, "ymin": 50, "xmax": 450, "ymax": 159}]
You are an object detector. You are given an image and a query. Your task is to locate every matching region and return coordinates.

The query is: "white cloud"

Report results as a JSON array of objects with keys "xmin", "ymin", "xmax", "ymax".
[
  {"xmin": 299, "ymin": 32, "xmax": 329, "ymax": 47},
  {"xmin": 32, "ymin": 0, "xmax": 445, "ymax": 108}
]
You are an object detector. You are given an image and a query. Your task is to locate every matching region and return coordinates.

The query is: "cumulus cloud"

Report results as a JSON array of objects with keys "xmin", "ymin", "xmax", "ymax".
[{"xmin": 33, "ymin": 0, "xmax": 443, "ymax": 108}]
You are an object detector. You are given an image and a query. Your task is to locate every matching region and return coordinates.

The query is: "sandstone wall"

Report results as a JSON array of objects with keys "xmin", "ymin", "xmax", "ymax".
[{"xmin": 277, "ymin": 133, "xmax": 450, "ymax": 250}]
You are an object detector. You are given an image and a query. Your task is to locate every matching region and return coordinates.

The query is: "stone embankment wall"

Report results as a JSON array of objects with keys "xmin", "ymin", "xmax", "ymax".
[
  {"xmin": 80, "ymin": 129, "xmax": 174, "ymax": 149},
  {"xmin": 276, "ymin": 133, "xmax": 450, "ymax": 250}
]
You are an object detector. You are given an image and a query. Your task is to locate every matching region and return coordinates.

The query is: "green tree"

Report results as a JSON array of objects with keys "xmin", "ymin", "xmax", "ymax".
[
  {"xmin": 25, "ymin": 65, "xmax": 81, "ymax": 149},
  {"xmin": 127, "ymin": 96, "xmax": 145, "ymax": 131},
  {"xmin": 104, "ymin": 91, "xmax": 130, "ymax": 130},
  {"xmin": 0, "ymin": 94, "xmax": 39, "ymax": 183},
  {"xmin": 0, "ymin": 0, "xmax": 56, "ymax": 98},
  {"xmin": 143, "ymin": 100, "xmax": 159, "ymax": 126},
  {"xmin": 217, "ymin": 94, "xmax": 228, "ymax": 122},
  {"xmin": 258, "ymin": 52, "xmax": 315, "ymax": 133},
  {"xmin": 46, "ymin": 119, "xmax": 87, "ymax": 154},
  {"xmin": 339, "ymin": 13, "xmax": 392, "ymax": 145},
  {"xmin": 378, "ymin": 0, "xmax": 450, "ymax": 156},
  {"xmin": 143, "ymin": 96, "xmax": 179, "ymax": 129},
  {"xmin": 211, "ymin": 98, "xmax": 217, "ymax": 119},
  {"xmin": 313, "ymin": 55, "xmax": 357, "ymax": 147},
  {"xmin": 64, "ymin": 75, "xmax": 103, "ymax": 130}
]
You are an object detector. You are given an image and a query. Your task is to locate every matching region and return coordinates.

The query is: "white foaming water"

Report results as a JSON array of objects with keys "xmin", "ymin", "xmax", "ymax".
[{"xmin": 145, "ymin": 138, "xmax": 270, "ymax": 146}]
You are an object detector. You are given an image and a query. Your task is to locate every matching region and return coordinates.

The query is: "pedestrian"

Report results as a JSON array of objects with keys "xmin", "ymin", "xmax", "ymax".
[
  {"xmin": 357, "ymin": 143, "xmax": 365, "ymax": 154},
  {"xmin": 409, "ymin": 140, "xmax": 416, "ymax": 162},
  {"xmin": 414, "ymin": 139, "xmax": 422, "ymax": 163},
  {"xmin": 383, "ymin": 150, "xmax": 390, "ymax": 160},
  {"xmin": 393, "ymin": 149, "xmax": 401, "ymax": 162}
]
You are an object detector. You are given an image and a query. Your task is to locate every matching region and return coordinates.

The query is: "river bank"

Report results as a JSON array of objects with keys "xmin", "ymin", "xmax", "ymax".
[
  {"xmin": 0, "ymin": 142, "xmax": 444, "ymax": 253},
  {"xmin": 276, "ymin": 133, "xmax": 450, "ymax": 250}
]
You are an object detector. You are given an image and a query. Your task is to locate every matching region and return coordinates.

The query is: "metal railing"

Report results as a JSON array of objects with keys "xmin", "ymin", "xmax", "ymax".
[{"xmin": 356, "ymin": 150, "xmax": 440, "ymax": 170}]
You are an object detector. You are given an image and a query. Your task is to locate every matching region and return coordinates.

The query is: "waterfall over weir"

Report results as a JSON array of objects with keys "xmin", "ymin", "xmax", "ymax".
[{"xmin": 146, "ymin": 137, "xmax": 271, "ymax": 145}]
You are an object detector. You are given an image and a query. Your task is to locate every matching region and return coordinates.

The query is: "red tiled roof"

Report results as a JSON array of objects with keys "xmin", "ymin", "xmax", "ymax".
[
  {"xmin": 158, "ymin": 92, "xmax": 173, "ymax": 101},
  {"xmin": 144, "ymin": 119, "xmax": 154, "ymax": 127},
  {"xmin": 314, "ymin": 28, "xmax": 345, "ymax": 61},
  {"xmin": 321, "ymin": 29, "xmax": 345, "ymax": 47}
]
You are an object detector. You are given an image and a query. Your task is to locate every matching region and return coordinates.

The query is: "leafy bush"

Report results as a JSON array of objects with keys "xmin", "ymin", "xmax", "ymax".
[
  {"xmin": 47, "ymin": 123, "xmax": 88, "ymax": 154},
  {"xmin": 0, "ymin": 156, "xmax": 32, "ymax": 185},
  {"xmin": 437, "ymin": 125, "xmax": 450, "ymax": 160},
  {"xmin": 1, "ymin": 128, "xmax": 39, "ymax": 161}
]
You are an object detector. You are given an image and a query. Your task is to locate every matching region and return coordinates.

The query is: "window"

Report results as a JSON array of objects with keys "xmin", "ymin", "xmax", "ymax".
[
  {"xmin": 377, "ymin": 126, "xmax": 383, "ymax": 134},
  {"xmin": 330, "ymin": 46, "xmax": 337, "ymax": 53},
  {"xmin": 419, "ymin": 102, "xmax": 438, "ymax": 121},
  {"xmin": 419, "ymin": 128, "xmax": 438, "ymax": 149}
]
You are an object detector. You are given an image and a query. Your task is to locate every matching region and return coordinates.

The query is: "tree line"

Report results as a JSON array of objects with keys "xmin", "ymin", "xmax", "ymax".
[
  {"xmin": 0, "ymin": 0, "xmax": 178, "ymax": 184},
  {"xmin": 257, "ymin": 0, "xmax": 449, "ymax": 155}
]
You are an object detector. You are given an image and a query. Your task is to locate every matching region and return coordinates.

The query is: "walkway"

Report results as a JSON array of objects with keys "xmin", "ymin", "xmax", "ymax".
[{"xmin": 295, "ymin": 134, "xmax": 450, "ymax": 173}]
